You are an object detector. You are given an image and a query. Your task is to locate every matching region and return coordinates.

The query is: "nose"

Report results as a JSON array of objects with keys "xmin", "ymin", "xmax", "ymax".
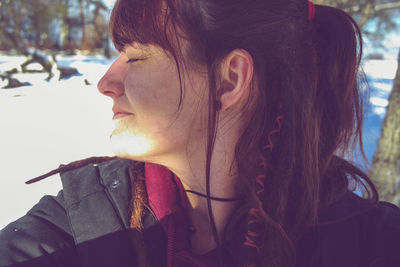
[{"xmin": 97, "ymin": 55, "xmax": 126, "ymax": 99}]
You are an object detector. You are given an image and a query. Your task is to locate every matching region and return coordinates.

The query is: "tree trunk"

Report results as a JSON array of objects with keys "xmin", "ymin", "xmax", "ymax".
[
  {"xmin": 78, "ymin": 0, "xmax": 86, "ymax": 49},
  {"xmin": 104, "ymin": 33, "xmax": 111, "ymax": 58},
  {"xmin": 370, "ymin": 48, "xmax": 400, "ymax": 205},
  {"xmin": 61, "ymin": 0, "xmax": 71, "ymax": 49},
  {"xmin": 359, "ymin": 0, "xmax": 376, "ymax": 28}
]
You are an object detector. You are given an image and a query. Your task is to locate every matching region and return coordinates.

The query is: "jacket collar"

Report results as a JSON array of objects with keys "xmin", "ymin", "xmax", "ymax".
[{"xmin": 60, "ymin": 158, "xmax": 166, "ymax": 267}]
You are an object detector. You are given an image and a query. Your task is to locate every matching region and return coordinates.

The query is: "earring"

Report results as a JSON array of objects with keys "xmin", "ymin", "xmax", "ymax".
[{"xmin": 215, "ymin": 100, "xmax": 222, "ymax": 111}]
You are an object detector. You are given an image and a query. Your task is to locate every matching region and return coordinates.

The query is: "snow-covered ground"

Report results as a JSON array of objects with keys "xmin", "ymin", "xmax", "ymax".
[
  {"xmin": 0, "ymin": 52, "xmax": 398, "ymax": 229},
  {"xmin": 0, "ymin": 53, "xmax": 116, "ymax": 228}
]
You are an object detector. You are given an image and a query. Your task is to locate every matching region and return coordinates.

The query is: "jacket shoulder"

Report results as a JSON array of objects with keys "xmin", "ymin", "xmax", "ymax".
[
  {"xmin": 300, "ymin": 194, "xmax": 400, "ymax": 267},
  {"xmin": 0, "ymin": 191, "xmax": 78, "ymax": 266},
  {"xmin": 0, "ymin": 158, "xmax": 145, "ymax": 267},
  {"xmin": 359, "ymin": 201, "xmax": 400, "ymax": 266}
]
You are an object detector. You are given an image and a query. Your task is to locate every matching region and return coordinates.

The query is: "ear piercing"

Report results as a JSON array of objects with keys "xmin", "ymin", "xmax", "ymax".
[{"xmin": 215, "ymin": 100, "xmax": 222, "ymax": 111}]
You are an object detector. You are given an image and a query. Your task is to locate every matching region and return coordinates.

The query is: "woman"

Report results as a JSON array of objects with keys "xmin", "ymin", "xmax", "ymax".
[{"xmin": 1, "ymin": 0, "xmax": 400, "ymax": 266}]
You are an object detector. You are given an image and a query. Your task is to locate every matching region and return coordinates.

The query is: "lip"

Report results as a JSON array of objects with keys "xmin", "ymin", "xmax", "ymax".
[
  {"xmin": 112, "ymin": 106, "xmax": 133, "ymax": 120},
  {"xmin": 112, "ymin": 112, "xmax": 132, "ymax": 120}
]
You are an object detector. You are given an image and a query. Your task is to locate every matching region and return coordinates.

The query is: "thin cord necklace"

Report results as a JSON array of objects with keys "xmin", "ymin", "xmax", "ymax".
[
  {"xmin": 183, "ymin": 189, "xmax": 242, "ymax": 202},
  {"xmin": 183, "ymin": 189, "xmax": 242, "ymax": 235}
]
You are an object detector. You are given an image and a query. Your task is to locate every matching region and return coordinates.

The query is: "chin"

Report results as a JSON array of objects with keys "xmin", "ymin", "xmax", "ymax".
[{"xmin": 109, "ymin": 131, "xmax": 152, "ymax": 160}]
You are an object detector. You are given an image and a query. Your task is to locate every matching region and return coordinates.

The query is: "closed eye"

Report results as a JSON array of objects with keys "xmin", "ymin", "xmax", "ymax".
[{"xmin": 126, "ymin": 58, "xmax": 146, "ymax": 64}]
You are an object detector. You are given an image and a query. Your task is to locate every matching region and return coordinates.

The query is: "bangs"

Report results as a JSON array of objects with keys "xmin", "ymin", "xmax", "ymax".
[{"xmin": 110, "ymin": 0, "xmax": 170, "ymax": 51}]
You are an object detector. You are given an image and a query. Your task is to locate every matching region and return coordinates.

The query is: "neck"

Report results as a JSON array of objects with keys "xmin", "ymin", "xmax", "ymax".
[
  {"xmin": 146, "ymin": 110, "xmax": 246, "ymax": 252},
  {"xmin": 171, "ymin": 138, "xmax": 240, "ymax": 237}
]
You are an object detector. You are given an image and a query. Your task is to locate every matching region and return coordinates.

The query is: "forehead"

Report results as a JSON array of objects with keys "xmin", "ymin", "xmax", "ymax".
[
  {"xmin": 123, "ymin": 43, "xmax": 153, "ymax": 52},
  {"xmin": 123, "ymin": 43, "xmax": 169, "ymax": 59}
]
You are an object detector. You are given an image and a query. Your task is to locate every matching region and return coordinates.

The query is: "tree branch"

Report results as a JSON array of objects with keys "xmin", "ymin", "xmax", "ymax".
[
  {"xmin": 375, "ymin": 2, "xmax": 400, "ymax": 12},
  {"xmin": 359, "ymin": 0, "xmax": 376, "ymax": 29},
  {"xmin": 346, "ymin": 1, "xmax": 400, "ymax": 15}
]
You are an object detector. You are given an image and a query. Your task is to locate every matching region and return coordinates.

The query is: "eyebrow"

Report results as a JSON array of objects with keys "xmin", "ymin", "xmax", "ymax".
[{"xmin": 124, "ymin": 43, "xmax": 155, "ymax": 54}]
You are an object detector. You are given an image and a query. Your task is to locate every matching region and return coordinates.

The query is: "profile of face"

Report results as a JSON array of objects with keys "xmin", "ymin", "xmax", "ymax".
[{"xmin": 97, "ymin": 43, "xmax": 209, "ymax": 165}]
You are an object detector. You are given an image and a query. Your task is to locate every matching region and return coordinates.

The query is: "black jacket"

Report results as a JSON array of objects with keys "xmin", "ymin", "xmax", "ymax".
[{"xmin": 1, "ymin": 158, "xmax": 400, "ymax": 267}]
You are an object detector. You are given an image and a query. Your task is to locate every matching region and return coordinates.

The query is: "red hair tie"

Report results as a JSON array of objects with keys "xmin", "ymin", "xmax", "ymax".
[{"xmin": 308, "ymin": 0, "xmax": 315, "ymax": 22}]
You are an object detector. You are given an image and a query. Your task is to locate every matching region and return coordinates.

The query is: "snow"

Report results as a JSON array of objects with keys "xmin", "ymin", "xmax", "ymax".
[
  {"xmin": 361, "ymin": 59, "xmax": 398, "ymax": 79},
  {"xmin": 0, "ymin": 54, "xmax": 116, "ymax": 229},
  {"xmin": 369, "ymin": 97, "xmax": 389, "ymax": 107},
  {"xmin": 104, "ymin": 0, "xmax": 117, "ymax": 9},
  {"xmin": 0, "ymin": 53, "xmax": 398, "ymax": 229}
]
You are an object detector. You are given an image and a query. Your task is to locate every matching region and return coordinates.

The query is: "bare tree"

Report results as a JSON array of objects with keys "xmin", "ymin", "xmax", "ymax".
[
  {"xmin": 370, "ymin": 50, "xmax": 400, "ymax": 205},
  {"xmin": 314, "ymin": 0, "xmax": 400, "ymax": 28}
]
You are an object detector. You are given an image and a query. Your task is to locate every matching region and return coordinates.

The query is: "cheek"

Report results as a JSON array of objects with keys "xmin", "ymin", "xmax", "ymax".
[{"xmin": 125, "ymin": 66, "xmax": 182, "ymax": 116}]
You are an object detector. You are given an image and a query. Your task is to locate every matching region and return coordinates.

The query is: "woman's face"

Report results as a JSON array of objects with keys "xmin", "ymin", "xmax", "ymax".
[{"xmin": 97, "ymin": 43, "xmax": 209, "ymax": 163}]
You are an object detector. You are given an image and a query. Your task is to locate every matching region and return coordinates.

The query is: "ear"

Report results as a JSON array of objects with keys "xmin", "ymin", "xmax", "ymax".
[{"xmin": 217, "ymin": 49, "xmax": 254, "ymax": 112}]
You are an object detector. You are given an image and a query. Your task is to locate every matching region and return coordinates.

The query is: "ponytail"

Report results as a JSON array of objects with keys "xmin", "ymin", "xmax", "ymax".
[{"xmin": 312, "ymin": 5, "xmax": 364, "ymax": 160}]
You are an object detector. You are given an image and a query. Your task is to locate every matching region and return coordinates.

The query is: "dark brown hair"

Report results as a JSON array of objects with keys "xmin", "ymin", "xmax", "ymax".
[{"xmin": 110, "ymin": 0, "xmax": 378, "ymax": 266}]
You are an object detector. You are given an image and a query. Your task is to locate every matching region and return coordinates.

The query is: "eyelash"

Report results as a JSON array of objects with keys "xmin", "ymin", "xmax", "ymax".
[{"xmin": 126, "ymin": 58, "xmax": 145, "ymax": 64}]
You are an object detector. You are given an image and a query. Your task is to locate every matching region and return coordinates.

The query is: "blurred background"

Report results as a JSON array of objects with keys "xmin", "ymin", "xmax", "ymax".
[{"xmin": 0, "ymin": 0, "xmax": 399, "ymax": 228}]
